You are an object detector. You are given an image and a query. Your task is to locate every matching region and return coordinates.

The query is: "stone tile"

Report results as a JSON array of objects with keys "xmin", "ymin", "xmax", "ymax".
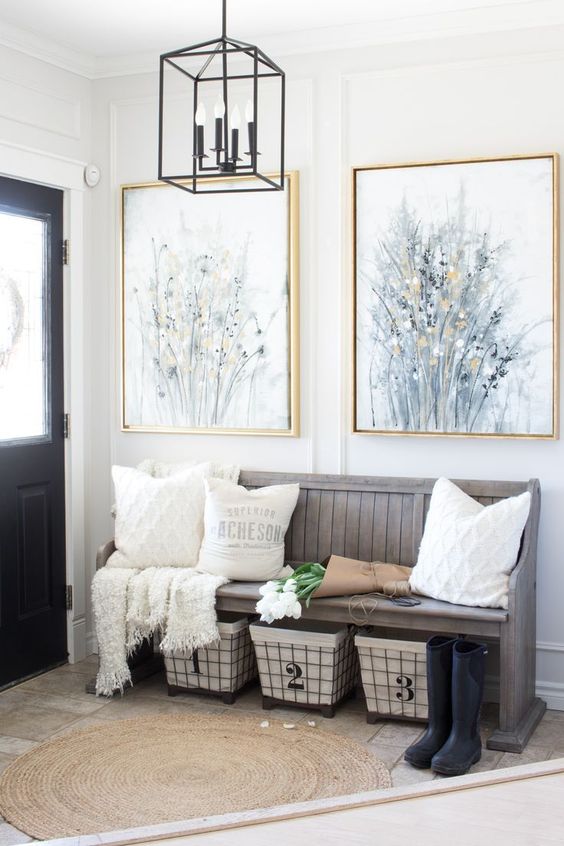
[
  {"xmin": 0, "ymin": 688, "xmax": 105, "ymax": 717},
  {"xmin": 391, "ymin": 760, "xmax": 436, "ymax": 787},
  {"xmin": 0, "ymin": 737, "xmax": 37, "ymax": 756},
  {"xmin": 0, "ymin": 703, "xmax": 91, "ymax": 742},
  {"xmin": 372, "ymin": 721, "xmax": 425, "ymax": 748},
  {"xmin": 301, "ymin": 709, "xmax": 382, "ymax": 742},
  {"xmin": 95, "ymin": 694, "xmax": 226, "ymax": 721},
  {"xmin": 365, "ymin": 740, "xmax": 405, "ymax": 769},
  {"xmin": 497, "ymin": 745, "xmax": 551, "ymax": 769},
  {"xmin": 541, "ymin": 708, "xmax": 564, "ymax": 723},
  {"xmin": 465, "ymin": 747, "xmax": 503, "ymax": 773},
  {"xmin": 528, "ymin": 718, "xmax": 564, "ymax": 752},
  {"xmin": 0, "ymin": 822, "xmax": 32, "ymax": 845},
  {"xmin": 17, "ymin": 670, "xmax": 97, "ymax": 701}
]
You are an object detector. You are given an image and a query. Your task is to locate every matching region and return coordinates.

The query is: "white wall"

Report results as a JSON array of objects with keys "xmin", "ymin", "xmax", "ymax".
[{"xmin": 86, "ymin": 25, "xmax": 564, "ymax": 705}]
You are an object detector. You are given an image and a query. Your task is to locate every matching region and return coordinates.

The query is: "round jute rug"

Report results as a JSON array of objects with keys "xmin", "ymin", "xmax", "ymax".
[{"xmin": 0, "ymin": 713, "xmax": 391, "ymax": 839}]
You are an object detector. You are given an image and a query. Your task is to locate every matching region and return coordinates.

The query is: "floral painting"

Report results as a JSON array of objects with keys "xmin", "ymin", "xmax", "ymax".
[
  {"xmin": 354, "ymin": 156, "xmax": 558, "ymax": 437},
  {"xmin": 122, "ymin": 175, "xmax": 298, "ymax": 434}
]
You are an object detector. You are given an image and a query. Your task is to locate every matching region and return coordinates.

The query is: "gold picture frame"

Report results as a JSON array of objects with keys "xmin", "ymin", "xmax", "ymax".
[
  {"xmin": 120, "ymin": 171, "xmax": 300, "ymax": 437},
  {"xmin": 352, "ymin": 153, "xmax": 559, "ymax": 439}
]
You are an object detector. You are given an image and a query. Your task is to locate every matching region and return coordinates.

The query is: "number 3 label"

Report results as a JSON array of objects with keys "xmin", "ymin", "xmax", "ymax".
[{"xmin": 396, "ymin": 674, "xmax": 414, "ymax": 701}]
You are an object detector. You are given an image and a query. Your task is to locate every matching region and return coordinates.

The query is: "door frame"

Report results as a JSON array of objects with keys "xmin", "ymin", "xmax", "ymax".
[{"xmin": 0, "ymin": 138, "xmax": 87, "ymax": 663}]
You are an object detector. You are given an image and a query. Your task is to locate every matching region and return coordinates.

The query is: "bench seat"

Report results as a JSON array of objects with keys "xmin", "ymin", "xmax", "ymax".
[{"xmin": 216, "ymin": 582, "xmax": 509, "ymax": 638}]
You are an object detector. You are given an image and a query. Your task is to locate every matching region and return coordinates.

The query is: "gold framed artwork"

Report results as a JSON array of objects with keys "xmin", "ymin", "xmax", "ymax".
[
  {"xmin": 121, "ymin": 172, "xmax": 299, "ymax": 436},
  {"xmin": 353, "ymin": 154, "xmax": 559, "ymax": 439}
]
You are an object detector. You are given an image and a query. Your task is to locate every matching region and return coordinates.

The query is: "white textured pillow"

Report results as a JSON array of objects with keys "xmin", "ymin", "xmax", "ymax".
[
  {"xmin": 137, "ymin": 458, "xmax": 240, "ymax": 485},
  {"xmin": 112, "ymin": 464, "xmax": 213, "ymax": 569},
  {"xmin": 197, "ymin": 479, "xmax": 300, "ymax": 581},
  {"xmin": 409, "ymin": 478, "xmax": 531, "ymax": 609}
]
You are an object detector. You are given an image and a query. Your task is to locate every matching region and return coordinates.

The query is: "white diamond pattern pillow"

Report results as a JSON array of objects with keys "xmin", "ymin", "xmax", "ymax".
[
  {"xmin": 197, "ymin": 478, "xmax": 300, "ymax": 581},
  {"xmin": 112, "ymin": 464, "xmax": 214, "ymax": 569},
  {"xmin": 137, "ymin": 458, "xmax": 240, "ymax": 485},
  {"xmin": 409, "ymin": 477, "xmax": 531, "ymax": 609}
]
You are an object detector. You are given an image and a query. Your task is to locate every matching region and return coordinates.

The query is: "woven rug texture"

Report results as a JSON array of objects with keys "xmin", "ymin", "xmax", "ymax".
[{"xmin": 0, "ymin": 713, "xmax": 392, "ymax": 838}]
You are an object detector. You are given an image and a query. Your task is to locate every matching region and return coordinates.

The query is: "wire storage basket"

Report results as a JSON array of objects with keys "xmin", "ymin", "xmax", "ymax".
[
  {"xmin": 355, "ymin": 633, "xmax": 428, "ymax": 723},
  {"xmin": 165, "ymin": 612, "xmax": 257, "ymax": 704},
  {"xmin": 249, "ymin": 619, "xmax": 359, "ymax": 718}
]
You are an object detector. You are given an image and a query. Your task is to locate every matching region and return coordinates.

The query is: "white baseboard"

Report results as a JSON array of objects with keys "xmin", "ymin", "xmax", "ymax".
[
  {"xmin": 68, "ymin": 617, "xmax": 87, "ymax": 663},
  {"xmin": 86, "ymin": 631, "xmax": 98, "ymax": 655},
  {"xmin": 536, "ymin": 681, "xmax": 564, "ymax": 711}
]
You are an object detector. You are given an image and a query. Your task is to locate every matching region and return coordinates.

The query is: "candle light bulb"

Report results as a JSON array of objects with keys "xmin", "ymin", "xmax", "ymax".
[
  {"xmin": 195, "ymin": 102, "xmax": 206, "ymax": 126},
  {"xmin": 214, "ymin": 97, "xmax": 225, "ymax": 118},
  {"xmin": 231, "ymin": 104, "xmax": 241, "ymax": 130},
  {"xmin": 245, "ymin": 99, "xmax": 254, "ymax": 123}
]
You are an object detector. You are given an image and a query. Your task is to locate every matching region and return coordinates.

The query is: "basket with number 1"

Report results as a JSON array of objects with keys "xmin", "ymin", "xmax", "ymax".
[
  {"xmin": 249, "ymin": 619, "xmax": 358, "ymax": 718},
  {"xmin": 164, "ymin": 612, "xmax": 257, "ymax": 704}
]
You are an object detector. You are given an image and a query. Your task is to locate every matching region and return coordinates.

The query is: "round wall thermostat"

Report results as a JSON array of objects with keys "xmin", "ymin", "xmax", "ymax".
[{"xmin": 84, "ymin": 164, "xmax": 101, "ymax": 187}]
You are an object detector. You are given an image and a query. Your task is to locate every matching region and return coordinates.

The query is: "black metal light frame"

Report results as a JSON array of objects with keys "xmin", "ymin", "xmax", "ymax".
[{"xmin": 158, "ymin": 0, "xmax": 285, "ymax": 194}]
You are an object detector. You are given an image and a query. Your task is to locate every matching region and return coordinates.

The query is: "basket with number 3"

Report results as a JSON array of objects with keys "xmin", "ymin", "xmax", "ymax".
[
  {"xmin": 165, "ymin": 612, "xmax": 257, "ymax": 704},
  {"xmin": 249, "ymin": 619, "xmax": 358, "ymax": 718},
  {"xmin": 355, "ymin": 633, "xmax": 428, "ymax": 723}
]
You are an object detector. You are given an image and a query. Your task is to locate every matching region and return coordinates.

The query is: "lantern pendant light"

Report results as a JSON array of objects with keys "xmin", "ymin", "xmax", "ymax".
[{"xmin": 158, "ymin": 0, "xmax": 285, "ymax": 194}]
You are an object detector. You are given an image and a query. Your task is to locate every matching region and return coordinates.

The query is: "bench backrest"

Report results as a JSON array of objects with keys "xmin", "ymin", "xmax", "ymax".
[{"xmin": 239, "ymin": 471, "xmax": 537, "ymax": 568}]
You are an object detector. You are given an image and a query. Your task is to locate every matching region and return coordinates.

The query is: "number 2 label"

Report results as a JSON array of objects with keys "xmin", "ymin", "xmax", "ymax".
[{"xmin": 286, "ymin": 662, "xmax": 305, "ymax": 690}]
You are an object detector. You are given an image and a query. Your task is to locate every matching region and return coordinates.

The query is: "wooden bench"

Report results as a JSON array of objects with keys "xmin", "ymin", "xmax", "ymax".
[{"xmin": 93, "ymin": 471, "xmax": 544, "ymax": 753}]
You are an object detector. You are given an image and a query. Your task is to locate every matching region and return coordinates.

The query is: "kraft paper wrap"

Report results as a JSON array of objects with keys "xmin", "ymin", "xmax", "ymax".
[{"xmin": 312, "ymin": 555, "xmax": 412, "ymax": 599}]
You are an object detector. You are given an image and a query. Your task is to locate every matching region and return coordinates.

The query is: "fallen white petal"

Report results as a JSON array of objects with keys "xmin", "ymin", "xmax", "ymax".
[
  {"xmin": 283, "ymin": 723, "xmax": 295, "ymax": 729},
  {"xmin": 260, "ymin": 720, "xmax": 269, "ymax": 728},
  {"xmin": 307, "ymin": 720, "xmax": 316, "ymax": 727}
]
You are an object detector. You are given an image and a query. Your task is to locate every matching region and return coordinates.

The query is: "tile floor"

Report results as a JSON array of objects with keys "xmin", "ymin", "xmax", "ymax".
[{"xmin": 1, "ymin": 655, "xmax": 564, "ymax": 845}]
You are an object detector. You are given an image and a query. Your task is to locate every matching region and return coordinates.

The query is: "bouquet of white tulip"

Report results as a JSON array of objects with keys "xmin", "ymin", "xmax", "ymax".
[
  {"xmin": 255, "ymin": 557, "xmax": 415, "ymax": 624},
  {"xmin": 255, "ymin": 562, "xmax": 326, "ymax": 624}
]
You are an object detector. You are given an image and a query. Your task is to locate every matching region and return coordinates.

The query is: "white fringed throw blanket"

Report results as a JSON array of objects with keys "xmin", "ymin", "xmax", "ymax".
[{"xmin": 92, "ymin": 558, "xmax": 227, "ymax": 696}]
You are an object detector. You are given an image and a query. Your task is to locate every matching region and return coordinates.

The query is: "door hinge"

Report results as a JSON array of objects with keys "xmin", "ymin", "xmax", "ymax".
[
  {"xmin": 62, "ymin": 239, "xmax": 70, "ymax": 266},
  {"xmin": 65, "ymin": 585, "xmax": 73, "ymax": 611},
  {"xmin": 63, "ymin": 413, "xmax": 70, "ymax": 439}
]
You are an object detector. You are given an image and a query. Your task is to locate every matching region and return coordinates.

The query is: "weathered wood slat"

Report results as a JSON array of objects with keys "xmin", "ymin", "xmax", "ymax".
[
  {"xmin": 344, "ymin": 491, "xmax": 361, "ymax": 560},
  {"xmin": 239, "ymin": 471, "xmax": 530, "ymax": 499},
  {"xmin": 316, "ymin": 490, "xmax": 335, "ymax": 562},
  {"xmin": 399, "ymin": 494, "xmax": 415, "ymax": 565},
  {"xmin": 385, "ymin": 493, "xmax": 403, "ymax": 564},
  {"xmin": 371, "ymin": 493, "xmax": 389, "ymax": 562},
  {"xmin": 358, "ymin": 492, "xmax": 375, "ymax": 562},
  {"xmin": 303, "ymin": 489, "xmax": 321, "ymax": 563},
  {"xmin": 330, "ymin": 491, "xmax": 348, "ymax": 557},
  {"xmin": 411, "ymin": 493, "xmax": 426, "ymax": 563},
  {"xmin": 288, "ymin": 487, "xmax": 307, "ymax": 563}
]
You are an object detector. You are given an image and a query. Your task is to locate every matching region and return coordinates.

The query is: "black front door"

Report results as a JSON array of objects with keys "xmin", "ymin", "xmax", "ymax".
[{"xmin": 0, "ymin": 175, "xmax": 67, "ymax": 688}]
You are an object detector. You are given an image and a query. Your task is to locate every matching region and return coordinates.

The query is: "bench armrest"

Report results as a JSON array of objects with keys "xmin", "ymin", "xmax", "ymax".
[
  {"xmin": 507, "ymin": 479, "xmax": 540, "ymax": 601},
  {"xmin": 96, "ymin": 539, "xmax": 116, "ymax": 570}
]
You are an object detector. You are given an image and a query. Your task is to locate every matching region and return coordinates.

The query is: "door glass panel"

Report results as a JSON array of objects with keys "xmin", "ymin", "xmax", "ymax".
[{"xmin": 0, "ymin": 210, "xmax": 48, "ymax": 442}]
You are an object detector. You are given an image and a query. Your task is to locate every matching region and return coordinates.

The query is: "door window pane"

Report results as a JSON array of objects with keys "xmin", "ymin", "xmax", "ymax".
[{"xmin": 0, "ymin": 211, "xmax": 48, "ymax": 441}]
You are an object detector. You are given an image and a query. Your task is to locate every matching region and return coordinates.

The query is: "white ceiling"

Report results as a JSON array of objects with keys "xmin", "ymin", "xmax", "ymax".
[
  {"xmin": 0, "ymin": 0, "xmax": 562, "ymax": 78},
  {"xmin": 0, "ymin": 0, "xmax": 551, "ymax": 57}
]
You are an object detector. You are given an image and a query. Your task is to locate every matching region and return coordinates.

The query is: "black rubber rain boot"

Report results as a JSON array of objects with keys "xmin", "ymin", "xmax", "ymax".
[
  {"xmin": 404, "ymin": 636, "xmax": 457, "ymax": 769},
  {"xmin": 431, "ymin": 640, "xmax": 487, "ymax": 777}
]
